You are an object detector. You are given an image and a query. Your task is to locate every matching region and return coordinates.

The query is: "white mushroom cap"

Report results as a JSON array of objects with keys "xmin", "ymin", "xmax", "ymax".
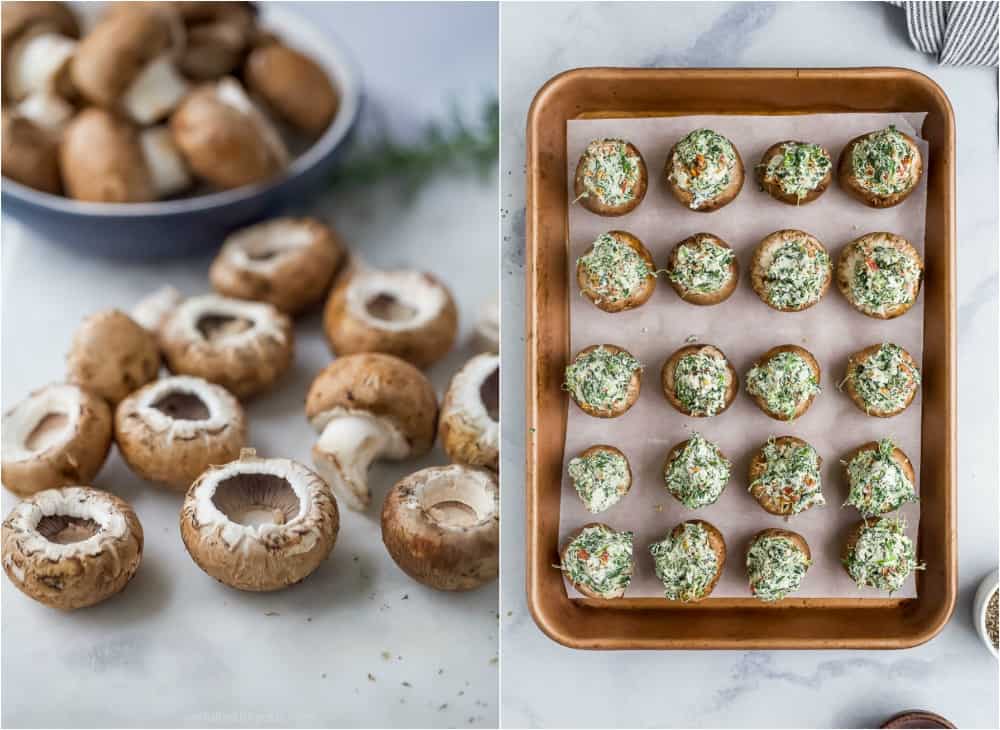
[
  {"xmin": 66, "ymin": 309, "xmax": 161, "ymax": 405},
  {"xmin": 322, "ymin": 267, "xmax": 459, "ymax": 369},
  {"xmin": 130, "ymin": 285, "xmax": 183, "ymax": 334},
  {"xmin": 115, "ymin": 376, "xmax": 247, "ymax": 492},
  {"xmin": 381, "ymin": 465, "xmax": 499, "ymax": 591},
  {"xmin": 2, "ymin": 486, "xmax": 143, "ymax": 609},
  {"xmin": 2, "ymin": 384, "xmax": 113, "ymax": 497},
  {"xmin": 209, "ymin": 218, "xmax": 346, "ymax": 315},
  {"xmin": 439, "ymin": 354, "xmax": 500, "ymax": 471},
  {"xmin": 475, "ymin": 294, "xmax": 499, "ymax": 353},
  {"xmin": 159, "ymin": 294, "xmax": 293, "ymax": 399},
  {"xmin": 179, "ymin": 449, "xmax": 339, "ymax": 592},
  {"xmin": 139, "ymin": 126, "xmax": 192, "ymax": 198}
]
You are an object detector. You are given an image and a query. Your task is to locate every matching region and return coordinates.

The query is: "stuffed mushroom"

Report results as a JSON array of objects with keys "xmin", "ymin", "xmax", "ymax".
[
  {"xmin": 558, "ymin": 523, "xmax": 634, "ymax": 599},
  {"xmin": 836, "ymin": 233, "xmax": 923, "ymax": 319},
  {"xmin": 842, "ymin": 517, "xmax": 923, "ymax": 593},
  {"xmin": 567, "ymin": 445, "xmax": 632, "ymax": 514},
  {"xmin": 842, "ymin": 343, "xmax": 921, "ymax": 417},
  {"xmin": 756, "ymin": 140, "xmax": 832, "ymax": 205},
  {"xmin": 665, "ymin": 232, "xmax": 739, "ymax": 305},
  {"xmin": 564, "ymin": 344, "xmax": 642, "ymax": 418},
  {"xmin": 660, "ymin": 344, "xmax": 737, "ymax": 418},
  {"xmin": 665, "ymin": 128, "xmax": 744, "ymax": 212},
  {"xmin": 66, "ymin": 309, "xmax": 161, "ymax": 405},
  {"xmin": 748, "ymin": 436, "xmax": 825, "ymax": 517},
  {"xmin": 750, "ymin": 229, "xmax": 832, "ymax": 312},
  {"xmin": 842, "ymin": 439, "xmax": 917, "ymax": 517},
  {"xmin": 575, "ymin": 231, "xmax": 657, "ymax": 312},
  {"xmin": 746, "ymin": 528, "xmax": 811, "ymax": 602},
  {"xmin": 662, "ymin": 432, "xmax": 731, "ymax": 509},
  {"xmin": 649, "ymin": 520, "xmax": 726, "ymax": 603},
  {"xmin": 573, "ymin": 138, "xmax": 647, "ymax": 216},
  {"xmin": 745, "ymin": 345, "xmax": 821, "ymax": 421},
  {"xmin": 439, "ymin": 353, "xmax": 499, "ymax": 471},
  {"xmin": 838, "ymin": 125, "xmax": 923, "ymax": 208}
]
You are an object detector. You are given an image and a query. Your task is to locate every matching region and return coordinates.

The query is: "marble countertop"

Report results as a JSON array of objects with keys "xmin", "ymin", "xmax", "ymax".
[
  {"xmin": 1, "ymin": 3, "xmax": 498, "ymax": 728},
  {"xmin": 500, "ymin": 2, "xmax": 998, "ymax": 728}
]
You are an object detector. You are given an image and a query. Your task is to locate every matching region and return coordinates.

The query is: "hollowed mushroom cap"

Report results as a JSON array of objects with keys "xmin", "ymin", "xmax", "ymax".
[
  {"xmin": 381, "ymin": 465, "xmax": 499, "ymax": 591},
  {"xmin": 179, "ymin": 449, "xmax": 339, "ymax": 591},
  {"xmin": 2, "ymin": 384, "xmax": 113, "ymax": 498},
  {"xmin": 474, "ymin": 294, "xmax": 499, "ymax": 353},
  {"xmin": 159, "ymin": 294, "xmax": 293, "ymax": 399},
  {"xmin": 439, "ymin": 354, "xmax": 499, "ymax": 471},
  {"xmin": 2, "ymin": 486, "xmax": 143, "ymax": 609},
  {"xmin": 245, "ymin": 43, "xmax": 339, "ymax": 136},
  {"xmin": 305, "ymin": 353, "xmax": 438, "ymax": 510},
  {"xmin": 1, "ymin": 2, "xmax": 79, "ymax": 104},
  {"xmin": 115, "ymin": 376, "xmax": 247, "ymax": 491},
  {"xmin": 67, "ymin": 309, "xmax": 161, "ymax": 405},
  {"xmin": 170, "ymin": 77, "xmax": 288, "ymax": 190},
  {"xmin": 209, "ymin": 218, "xmax": 346, "ymax": 315},
  {"xmin": 2, "ymin": 110, "xmax": 62, "ymax": 194},
  {"xmin": 59, "ymin": 108, "xmax": 156, "ymax": 203},
  {"xmin": 322, "ymin": 267, "xmax": 458, "ymax": 369}
]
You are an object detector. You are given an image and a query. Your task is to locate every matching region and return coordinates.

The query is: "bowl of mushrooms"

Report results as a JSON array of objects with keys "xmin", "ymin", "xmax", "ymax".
[{"xmin": 0, "ymin": 1, "xmax": 362, "ymax": 258}]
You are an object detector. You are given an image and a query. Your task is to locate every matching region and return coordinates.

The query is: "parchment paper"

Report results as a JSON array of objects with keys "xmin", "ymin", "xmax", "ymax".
[{"xmin": 561, "ymin": 113, "xmax": 929, "ymax": 599}]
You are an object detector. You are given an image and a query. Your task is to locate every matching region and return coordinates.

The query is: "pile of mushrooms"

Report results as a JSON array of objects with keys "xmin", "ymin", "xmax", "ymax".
[{"xmin": 1, "ymin": 1, "xmax": 339, "ymax": 201}]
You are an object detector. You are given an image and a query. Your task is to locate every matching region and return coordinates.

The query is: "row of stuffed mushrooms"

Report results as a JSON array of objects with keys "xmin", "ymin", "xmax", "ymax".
[
  {"xmin": 2, "ymin": 216, "xmax": 500, "ymax": 609},
  {"xmin": 2, "ymin": 1, "xmax": 339, "ymax": 199}
]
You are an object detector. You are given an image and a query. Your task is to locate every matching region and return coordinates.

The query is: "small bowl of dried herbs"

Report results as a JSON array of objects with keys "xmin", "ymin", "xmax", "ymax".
[{"xmin": 973, "ymin": 569, "xmax": 999, "ymax": 658}]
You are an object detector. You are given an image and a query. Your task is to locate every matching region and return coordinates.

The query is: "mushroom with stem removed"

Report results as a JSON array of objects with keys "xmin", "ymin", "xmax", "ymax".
[
  {"xmin": 2, "ymin": 384, "xmax": 113, "ymax": 498},
  {"xmin": 2, "ymin": 486, "xmax": 143, "ymax": 609},
  {"xmin": 159, "ymin": 294, "xmax": 293, "ymax": 400},
  {"xmin": 66, "ymin": 309, "xmax": 161, "ymax": 406},
  {"xmin": 179, "ymin": 449, "xmax": 339, "ymax": 591},
  {"xmin": 439, "ymin": 354, "xmax": 499, "ymax": 471},
  {"xmin": 381, "ymin": 464, "xmax": 498, "ymax": 591},
  {"xmin": 115, "ymin": 376, "xmax": 247, "ymax": 492},
  {"xmin": 305, "ymin": 353, "xmax": 438, "ymax": 512},
  {"xmin": 322, "ymin": 266, "xmax": 458, "ymax": 369},
  {"xmin": 474, "ymin": 294, "xmax": 499, "ymax": 353}
]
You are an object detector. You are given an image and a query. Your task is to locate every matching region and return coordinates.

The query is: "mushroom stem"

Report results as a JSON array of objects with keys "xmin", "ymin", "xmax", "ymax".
[
  {"xmin": 8, "ymin": 32, "xmax": 76, "ymax": 100},
  {"xmin": 121, "ymin": 55, "xmax": 188, "ymax": 125},
  {"xmin": 16, "ymin": 93, "xmax": 74, "ymax": 135},
  {"xmin": 139, "ymin": 126, "xmax": 191, "ymax": 198},
  {"xmin": 312, "ymin": 413, "xmax": 407, "ymax": 512}
]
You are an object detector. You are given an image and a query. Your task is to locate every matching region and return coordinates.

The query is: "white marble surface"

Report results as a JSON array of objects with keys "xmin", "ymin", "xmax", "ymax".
[
  {"xmin": 1, "ymin": 3, "xmax": 498, "ymax": 728},
  {"xmin": 500, "ymin": 3, "xmax": 998, "ymax": 728}
]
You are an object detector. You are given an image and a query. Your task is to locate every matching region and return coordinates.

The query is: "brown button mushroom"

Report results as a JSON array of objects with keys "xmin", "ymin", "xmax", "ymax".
[
  {"xmin": 159, "ymin": 294, "xmax": 293, "ymax": 399},
  {"xmin": 305, "ymin": 353, "xmax": 438, "ymax": 511},
  {"xmin": 179, "ymin": 449, "xmax": 339, "ymax": 591},
  {"xmin": 2, "ymin": 384, "xmax": 113, "ymax": 498},
  {"xmin": 381, "ymin": 464, "xmax": 499, "ymax": 591},
  {"xmin": 322, "ymin": 267, "xmax": 458, "ymax": 369},
  {"xmin": 209, "ymin": 218, "xmax": 346, "ymax": 315},
  {"xmin": 2, "ymin": 486, "xmax": 143, "ymax": 609},
  {"xmin": 66, "ymin": 309, "xmax": 160, "ymax": 406},
  {"xmin": 245, "ymin": 43, "xmax": 339, "ymax": 136},
  {"xmin": 70, "ymin": 4, "xmax": 188, "ymax": 125},
  {"xmin": 174, "ymin": 1, "xmax": 257, "ymax": 80},
  {"xmin": 439, "ymin": 354, "xmax": 499, "ymax": 471},
  {"xmin": 1, "ymin": 110, "xmax": 62, "ymax": 194},
  {"xmin": 170, "ymin": 77, "xmax": 288, "ymax": 190},
  {"xmin": 59, "ymin": 108, "xmax": 155, "ymax": 202},
  {"xmin": 115, "ymin": 376, "xmax": 247, "ymax": 492},
  {"xmin": 1, "ymin": 1, "xmax": 79, "ymax": 104}
]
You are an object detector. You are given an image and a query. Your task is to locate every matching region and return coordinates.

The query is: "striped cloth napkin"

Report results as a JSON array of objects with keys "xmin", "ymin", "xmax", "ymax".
[{"xmin": 892, "ymin": 1, "xmax": 998, "ymax": 65}]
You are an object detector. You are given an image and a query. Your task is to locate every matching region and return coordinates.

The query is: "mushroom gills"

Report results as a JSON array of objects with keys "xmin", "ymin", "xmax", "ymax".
[
  {"xmin": 139, "ymin": 127, "xmax": 191, "ymax": 197},
  {"xmin": 36, "ymin": 514, "xmax": 100, "ymax": 545},
  {"xmin": 419, "ymin": 471, "xmax": 494, "ymax": 529},
  {"xmin": 121, "ymin": 55, "xmax": 188, "ymax": 126},
  {"xmin": 211, "ymin": 473, "xmax": 300, "ymax": 527},
  {"xmin": 479, "ymin": 366, "xmax": 500, "ymax": 422},
  {"xmin": 24, "ymin": 412, "xmax": 71, "ymax": 452},
  {"xmin": 197, "ymin": 313, "xmax": 253, "ymax": 340},
  {"xmin": 366, "ymin": 293, "xmax": 418, "ymax": 323},
  {"xmin": 313, "ymin": 413, "xmax": 409, "ymax": 511},
  {"xmin": 7, "ymin": 33, "xmax": 76, "ymax": 100},
  {"xmin": 151, "ymin": 391, "xmax": 210, "ymax": 421}
]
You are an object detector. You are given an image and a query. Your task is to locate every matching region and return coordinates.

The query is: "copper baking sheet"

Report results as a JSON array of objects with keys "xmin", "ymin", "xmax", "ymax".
[{"xmin": 524, "ymin": 68, "xmax": 956, "ymax": 649}]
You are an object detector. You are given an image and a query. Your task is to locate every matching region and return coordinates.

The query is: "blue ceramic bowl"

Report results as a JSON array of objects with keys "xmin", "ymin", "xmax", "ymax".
[{"xmin": 1, "ymin": 6, "xmax": 363, "ymax": 259}]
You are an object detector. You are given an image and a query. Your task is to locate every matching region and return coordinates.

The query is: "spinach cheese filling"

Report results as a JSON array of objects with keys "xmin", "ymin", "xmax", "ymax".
[
  {"xmin": 762, "ymin": 142, "xmax": 831, "ymax": 201},
  {"xmin": 847, "ymin": 343, "xmax": 921, "ymax": 414},
  {"xmin": 579, "ymin": 139, "xmax": 642, "ymax": 207},
  {"xmin": 669, "ymin": 129, "xmax": 737, "ymax": 209},
  {"xmin": 851, "ymin": 126, "xmax": 917, "ymax": 197},
  {"xmin": 762, "ymin": 239, "xmax": 830, "ymax": 310},
  {"xmin": 751, "ymin": 438, "xmax": 825, "ymax": 515},
  {"xmin": 747, "ymin": 534, "xmax": 811, "ymax": 602},
  {"xmin": 568, "ymin": 448, "xmax": 630, "ymax": 513},
  {"xmin": 673, "ymin": 351, "xmax": 731, "ymax": 416},
  {"xmin": 578, "ymin": 233, "xmax": 654, "ymax": 305},
  {"xmin": 650, "ymin": 522, "xmax": 719, "ymax": 602},
  {"xmin": 844, "ymin": 439, "xmax": 917, "ymax": 517},
  {"xmin": 844, "ymin": 517, "xmax": 923, "ymax": 593},
  {"xmin": 668, "ymin": 236, "xmax": 735, "ymax": 296},
  {"xmin": 561, "ymin": 525, "xmax": 634, "ymax": 598},
  {"xmin": 849, "ymin": 240, "xmax": 921, "ymax": 314},
  {"xmin": 746, "ymin": 351, "xmax": 820, "ymax": 419},
  {"xmin": 663, "ymin": 433, "xmax": 731, "ymax": 509},
  {"xmin": 564, "ymin": 347, "xmax": 642, "ymax": 412}
]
